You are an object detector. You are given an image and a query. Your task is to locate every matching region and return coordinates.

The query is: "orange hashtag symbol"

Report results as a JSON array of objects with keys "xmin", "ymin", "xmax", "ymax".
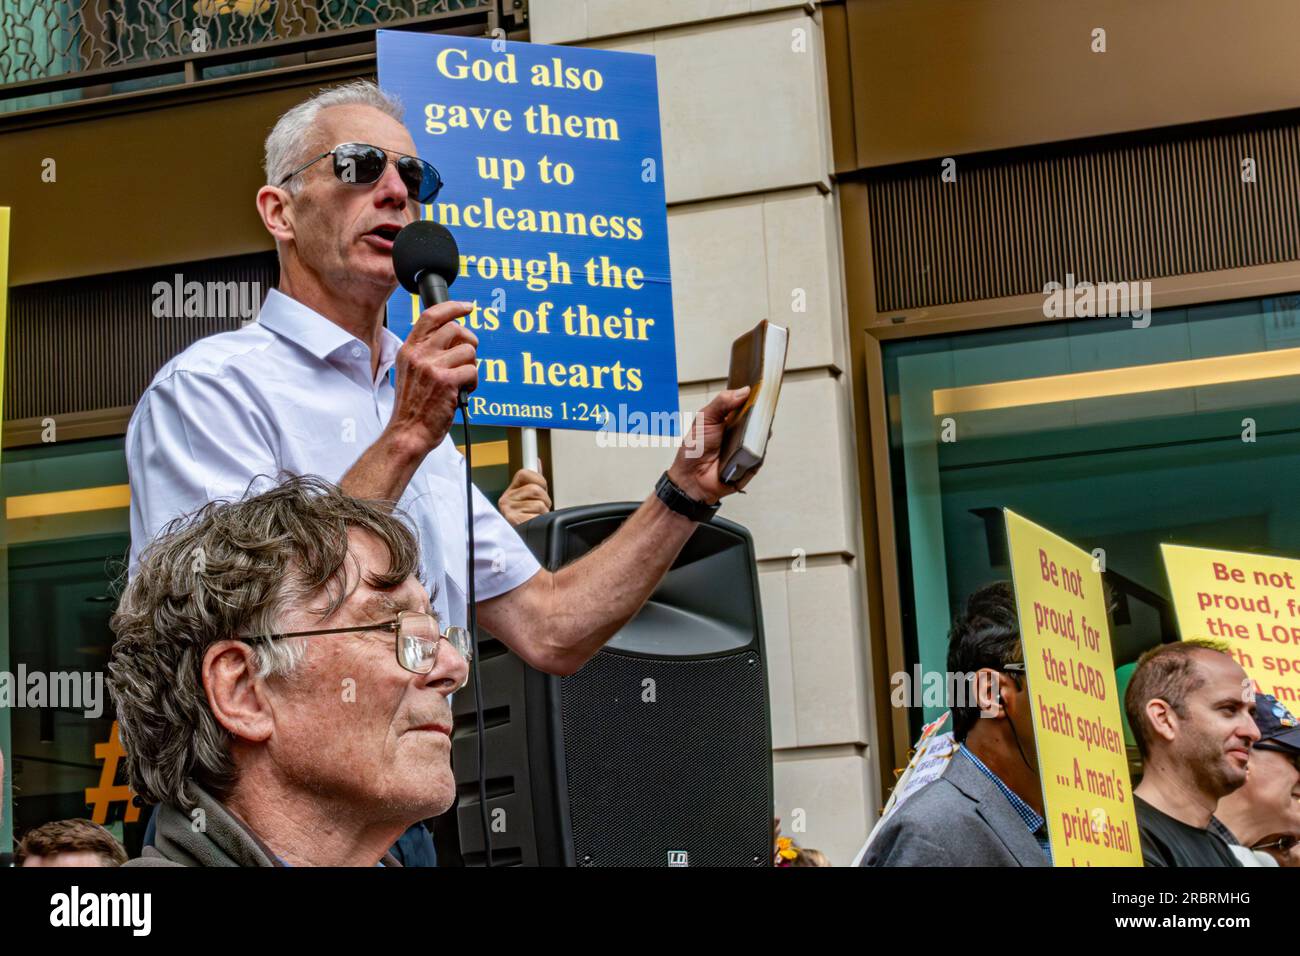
[{"xmin": 85, "ymin": 720, "xmax": 139, "ymax": 825}]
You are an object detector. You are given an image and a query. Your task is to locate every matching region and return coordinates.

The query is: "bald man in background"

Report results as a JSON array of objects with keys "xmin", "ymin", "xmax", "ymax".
[{"xmin": 1125, "ymin": 641, "xmax": 1259, "ymax": 867}]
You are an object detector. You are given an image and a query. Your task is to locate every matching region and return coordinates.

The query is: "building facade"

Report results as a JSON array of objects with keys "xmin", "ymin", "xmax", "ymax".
[{"xmin": 5, "ymin": 0, "xmax": 1300, "ymax": 864}]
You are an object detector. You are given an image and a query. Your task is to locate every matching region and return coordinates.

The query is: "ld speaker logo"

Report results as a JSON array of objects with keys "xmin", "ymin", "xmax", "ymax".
[{"xmin": 667, "ymin": 850, "xmax": 689, "ymax": 867}]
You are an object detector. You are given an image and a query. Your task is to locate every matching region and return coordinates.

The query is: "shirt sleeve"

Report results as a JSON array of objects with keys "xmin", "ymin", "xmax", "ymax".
[
  {"xmin": 127, "ymin": 369, "xmax": 281, "ymax": 572},
  {"xmin": 469, "ymin": 477, "xmax": 542, "ymax": 601}
]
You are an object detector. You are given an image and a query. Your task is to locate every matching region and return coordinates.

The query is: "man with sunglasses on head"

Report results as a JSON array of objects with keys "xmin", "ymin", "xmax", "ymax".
[
  {"xmin": 1211, "ymin": 692, "xmax": 1300, "ymax": 867},
  {"xmin": 110, "ymin": 476, "xmax": 469, "ymax": 867},
  {"xmin": 864, "ymin": 582, "xmax": 1051, "ymax": 866},
  {"xmin": 127, "ymin": 79, "xmax": 751, "ymax": 686}
]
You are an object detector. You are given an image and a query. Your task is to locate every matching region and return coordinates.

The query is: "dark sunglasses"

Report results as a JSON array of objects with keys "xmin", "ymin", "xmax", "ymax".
[
  {"xmin": 1253, "ymin": 742, "xmax": 1300, "ymax": 771},
  {"xmin": 279, "ymin": 142, "xmax": 443, "ymax": 204},
  {"xmin": 1252, "ymin": 834, "xmax": 1298, "ymax": 853},
  {"xmin": 998, "ymin": 662, "xmax": 1027, "ymax": 686}
]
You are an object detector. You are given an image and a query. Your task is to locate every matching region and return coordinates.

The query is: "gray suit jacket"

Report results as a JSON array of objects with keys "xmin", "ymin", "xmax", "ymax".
[{"xmin": 862, "ymin": 750, "xmax": 1051, "ymax": 867}]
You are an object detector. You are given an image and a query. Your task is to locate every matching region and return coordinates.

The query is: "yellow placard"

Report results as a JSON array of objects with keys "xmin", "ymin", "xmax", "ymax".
[
  {"xmin": 1005, "ymin": 509, "xmax": 1142, "ymax": 866},
  {"xmin": 1161, "ymin": 543, "xmax": 1300, "ymax": 707}
]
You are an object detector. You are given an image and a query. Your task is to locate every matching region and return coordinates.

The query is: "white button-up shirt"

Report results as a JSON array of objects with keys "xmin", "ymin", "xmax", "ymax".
[{"xmin": 127, "ymin": 288, "xmax": 540, "ymax": 627}]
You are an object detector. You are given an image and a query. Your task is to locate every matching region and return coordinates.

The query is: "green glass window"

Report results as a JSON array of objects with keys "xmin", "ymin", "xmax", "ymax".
[
  {"xmin": 0, "ymin": 436, "xmax": 130, "ymax": 853},
  {"xmin": 883, "ymin": 295, "xmax": 1300, "ymax": 733}
]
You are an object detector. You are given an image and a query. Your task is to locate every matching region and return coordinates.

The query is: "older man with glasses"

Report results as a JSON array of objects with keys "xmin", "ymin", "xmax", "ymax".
[{"xmin": 109, "ymin": 475, "xmax": 469, "ymax": 867}]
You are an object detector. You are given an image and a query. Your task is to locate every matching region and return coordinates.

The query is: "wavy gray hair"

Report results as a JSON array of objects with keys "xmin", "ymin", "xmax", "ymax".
[
  {"xmin": 263, "ymin": 79, "xmax": 405, "ymax": 193},
  {"xmin": 108, "ymin": 474, "xmax": 424, "ymax": 810}
]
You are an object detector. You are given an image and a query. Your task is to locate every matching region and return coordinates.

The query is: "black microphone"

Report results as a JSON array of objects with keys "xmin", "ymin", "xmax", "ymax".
[{"xmin": 392, "ymin": 220, "xmax": 468, "ymax": 407}]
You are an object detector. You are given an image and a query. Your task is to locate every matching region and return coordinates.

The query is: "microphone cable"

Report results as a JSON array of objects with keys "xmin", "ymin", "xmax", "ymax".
[{"xmin": 460, "ymin": 391, "xmax": 494, "ymax": 868}]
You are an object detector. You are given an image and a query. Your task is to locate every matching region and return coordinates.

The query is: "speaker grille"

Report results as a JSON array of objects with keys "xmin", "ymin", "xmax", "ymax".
[
  {"xmin": 559, "ymin": 649, "xmax": 771, "ymax": 867},
  {"xmin": 867, "ymin": 117, "xmax": 1300, "ymax": 313}
]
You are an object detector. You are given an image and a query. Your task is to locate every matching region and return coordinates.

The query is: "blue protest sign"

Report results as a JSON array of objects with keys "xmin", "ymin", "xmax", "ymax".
[{"xmin": 378, "ymin": 30, "xmax": 679, "ymax": 435}]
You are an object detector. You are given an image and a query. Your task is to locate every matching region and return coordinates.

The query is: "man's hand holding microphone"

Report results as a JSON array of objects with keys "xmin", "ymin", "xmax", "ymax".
[{"xmin": 384, "ymin": 299, "xmax": 480, "ymax": 459}]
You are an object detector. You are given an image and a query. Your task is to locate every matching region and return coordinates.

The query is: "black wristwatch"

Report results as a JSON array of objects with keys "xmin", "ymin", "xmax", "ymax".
[{"xmin": 655, "ymin": 471, "xmax": 720, "ymax": 523}]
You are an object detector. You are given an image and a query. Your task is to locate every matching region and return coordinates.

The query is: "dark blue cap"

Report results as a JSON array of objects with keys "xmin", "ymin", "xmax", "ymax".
[{"xmin": 1253, "ymin": 693, "xmax": 1300, "ymax": 754}]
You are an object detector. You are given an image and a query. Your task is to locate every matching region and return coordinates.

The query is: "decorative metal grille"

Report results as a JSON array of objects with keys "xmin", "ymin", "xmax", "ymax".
[
  {"xmin": 5, "ymin": 252, "xmax": 278, "ymax": 421},
  {"xmin": 866, "ymin": 117, "xmax": 1300, "ymax": 314},
  {"xmin": 0, "ymin": 0, "xmax": 481, "ymax": 87}
]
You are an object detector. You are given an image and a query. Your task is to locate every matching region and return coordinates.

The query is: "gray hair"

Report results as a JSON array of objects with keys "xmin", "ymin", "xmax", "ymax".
[
  {"xmin": 108, "ymin": 474, "xmax": 425, "ymax": 810},
  {"xmin": 263, "ymin": 79, "xmax": 404, "ymax": 192}
]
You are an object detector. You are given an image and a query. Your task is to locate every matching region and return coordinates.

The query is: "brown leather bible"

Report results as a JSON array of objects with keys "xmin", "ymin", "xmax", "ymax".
[{"xmin": 719, "ymin": 320, "xmax": 789, "ymax": 486}]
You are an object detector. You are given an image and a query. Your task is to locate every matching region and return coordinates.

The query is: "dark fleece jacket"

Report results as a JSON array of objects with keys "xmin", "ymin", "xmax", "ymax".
[{"xmin": 124, "ymin": 784, "xmax": 400, "ymax": 867}]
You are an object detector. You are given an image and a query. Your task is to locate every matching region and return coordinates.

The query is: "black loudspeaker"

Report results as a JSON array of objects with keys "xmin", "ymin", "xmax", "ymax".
[{"xmin": 447, "ymin": 502, "xmax": 773, "ymax": 867}]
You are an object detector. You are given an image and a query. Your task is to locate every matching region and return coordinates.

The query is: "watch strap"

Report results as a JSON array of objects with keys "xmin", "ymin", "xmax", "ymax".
[{"xmin": 655, "ymin": 472, "xmax": 720, "ymax": 523}]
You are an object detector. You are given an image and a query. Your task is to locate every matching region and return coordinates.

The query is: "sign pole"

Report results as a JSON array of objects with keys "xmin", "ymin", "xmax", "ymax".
[{"xmin": 521, "ymin": 426, "xmax": 540, "ymax": 474}]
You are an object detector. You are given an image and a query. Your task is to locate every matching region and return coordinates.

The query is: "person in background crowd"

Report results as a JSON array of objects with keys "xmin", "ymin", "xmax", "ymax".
[
  {"xmin": 498, "ymin": 468, "xmax": 551, "ymax": 527},
  {"xmin": 775, "ymin": 837, "xmax": 830, "ymax": 867},
  {"xmin": 865, "ymin": 582, "xmax": 1050, "ymax": 866},
  {"xmin": 1125, "ymin": 640, "xmax": 1258, "ymax": 867},
  {"xmin": 109, "ymin": 476, "xmax": 468, "ymax": 867},
  {"xmin": 1212, "ymin": 692, "xmax": 1300, "ymax": 867},
  {"xmin": 773, "ymin": 817, "xmax": 831, "ymax": 867},
  {"xmin": 789, "ymin": 847, "xmax": 830, "ymax": 867},
  {"xmin": 16, "ymin": 819, "xmax": 127, "ymax": 867}
]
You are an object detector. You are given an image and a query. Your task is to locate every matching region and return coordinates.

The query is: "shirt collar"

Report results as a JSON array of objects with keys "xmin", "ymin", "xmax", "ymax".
[
  {"xmin": 257, "ymin": 288, "xmax": 402, "ymax": 374},
  {"xmin": 1207, "ymin": 816, "xmax": 1242, "ymax": 846},
  {"xmin": 377, "ymin": 324, "xmax": 402, "ymax": 371},
  {"xmin": 959, "ymin": 744, "xmax": 1047, "ymax": 834}
]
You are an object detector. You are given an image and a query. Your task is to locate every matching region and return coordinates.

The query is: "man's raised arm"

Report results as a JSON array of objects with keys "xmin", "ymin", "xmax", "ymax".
[{"xmin": 477, "ymin": 386, "xmax": 751, "ymax": 676}]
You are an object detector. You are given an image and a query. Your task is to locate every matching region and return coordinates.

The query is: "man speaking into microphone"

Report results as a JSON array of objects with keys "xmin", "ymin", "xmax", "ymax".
[{"xmin": 127, "ymin": 79, "xmax": 753, "ymax": 677}]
